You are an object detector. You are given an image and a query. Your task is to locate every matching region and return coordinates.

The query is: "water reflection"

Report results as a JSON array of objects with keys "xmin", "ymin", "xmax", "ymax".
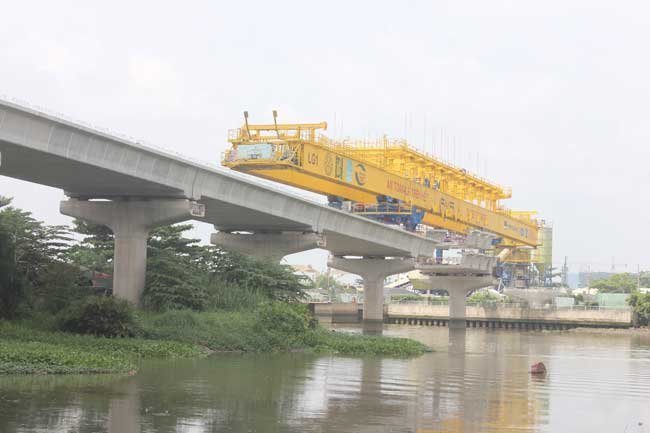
[
  {"xmin": 361, "ymin": 320, "xmax": 384, "ymax": 335},
  {"xmin": 107, "ymin": 378, "xmax": 139, "ymax": 433},
  {"xmin": 0, "ymin": 328, "xmax": 649, "ymax": 432}
]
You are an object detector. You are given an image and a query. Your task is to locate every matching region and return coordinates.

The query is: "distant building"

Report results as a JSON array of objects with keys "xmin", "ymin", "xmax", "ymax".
[
  {"xmin": 328, "ymin": 268, "xmax": 363, "ymax": 287},
  {"xmin": 597, "ymin": 293, "xmax": 630, "ymax": 308},
  {"xmin": 292, "ymin": 264, "xmax": 319, "ymax": 282},
  {"xmin": 304, "ymin": 288, "xmax": 330, "ymax": 302},
  {"xmin": 554, "ymin": 296, "xmax": 575, "ymax": 307}
]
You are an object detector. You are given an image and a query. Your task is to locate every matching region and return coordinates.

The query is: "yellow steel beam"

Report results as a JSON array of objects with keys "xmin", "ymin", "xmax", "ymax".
[{"xmin": 224, "ymin": 123, "xmax": 540, "ymax": 246}]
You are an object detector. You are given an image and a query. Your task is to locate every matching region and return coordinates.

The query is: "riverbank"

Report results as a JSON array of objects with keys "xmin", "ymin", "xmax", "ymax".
[
  {"xmin": 139, "ymin": 307, "xmax": 428, "ymax": 356},
  {"xmin": 0, "ymin": 305, "xmax": 428, "ymax": 375}
]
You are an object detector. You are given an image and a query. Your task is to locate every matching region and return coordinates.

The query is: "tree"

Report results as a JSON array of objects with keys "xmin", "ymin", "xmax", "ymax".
[
  {"xmin": 468, "ymin": 291, "xmax": 500, "ymax": 303},
  {"xmin": 143, "ymin": 224, "xmax": 212, "ymax": 311},
  {"xmin": 313, "ymin": 273, "xmax": 346, "ymax": 291},
  {"xmin": 0, "ymin": 219, "xmax": 18, "ymax": 317},
  {"xmin": 30, "ymin": 214, "xmax": 308, "ymax": 312},
  {"xmin": 216, "ymin": 253, "xmax": 306, "ymax": 302},
  {"xmin": 628, "ymin": 291, "xmax": 650, "ymax": 326},
  {"xmin": 590, "ymin": 273, "xmax": 637, "ymax": 293},
  {"xmin": 66, "ymin": 219, "xmax": 114, "ymax": 274},
  {"xmin": 0, "ymin": 201, "xmax": 79, "ymax": 317},
  {"xmin": 639, "ymin": 271, "xmax": 650, "ymax": 288}
]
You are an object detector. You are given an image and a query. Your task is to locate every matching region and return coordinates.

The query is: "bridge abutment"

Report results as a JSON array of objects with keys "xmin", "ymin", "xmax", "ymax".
[
  {"xmin": 61, "ymin": 198, "xmax": 201, "ymax": 305},
  {"xmin": 210, "ymin": 231, "xmax": 324, "ymax": 261},
  {"xmin": 328, "ymin": 257, "xmax": 414, "ymax": 322}
]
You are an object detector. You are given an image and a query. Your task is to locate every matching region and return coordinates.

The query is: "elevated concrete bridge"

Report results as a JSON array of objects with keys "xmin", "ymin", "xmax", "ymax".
[{"xmin": 0, "ymin": 99, "xmax": 495, "ymax": 326}]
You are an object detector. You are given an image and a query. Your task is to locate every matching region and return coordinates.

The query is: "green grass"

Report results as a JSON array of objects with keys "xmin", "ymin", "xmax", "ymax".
[
  {"xmin": 0, "ymin": 321, "xmax": 203, "ymax": 375},
  {"xmin": 0, "ymin": 304, "xmax": 429, "ymax": 375},
  {"xmin": 139, "ymin": 309, "xmax": 273, "ymax": 352},
  {"xmin": 308, "ymin": 329, "xmax": 429, "ymax": 357},
  {"xmin": 0, "ymin": 341, "xmax": 133, "ymax": 374}
]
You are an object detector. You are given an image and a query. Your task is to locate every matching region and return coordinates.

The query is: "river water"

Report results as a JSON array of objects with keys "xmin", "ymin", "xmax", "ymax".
[{"xmin": 1, "ymin": 326, "xmax": 649, "ymax": 433}]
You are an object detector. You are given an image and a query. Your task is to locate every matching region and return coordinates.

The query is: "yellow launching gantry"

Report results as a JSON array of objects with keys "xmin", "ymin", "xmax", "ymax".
[{"xmin": 222, "ymin": 112, "xmax": 540, "ymax": 248}]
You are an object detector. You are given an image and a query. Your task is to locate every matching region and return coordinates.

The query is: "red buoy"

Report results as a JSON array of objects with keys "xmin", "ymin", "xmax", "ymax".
[{"xmin": 530, "ymin": 362, "xmax": 547, "ymax": 375}]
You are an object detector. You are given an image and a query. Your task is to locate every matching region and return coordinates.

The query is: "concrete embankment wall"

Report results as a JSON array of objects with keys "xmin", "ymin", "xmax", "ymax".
[
  {"xmin": 387, "ymin": 303, "xmax": 633, "ymax": 328},
  {"xmin": 311, "ymin": 302, "xmax": 361, "ymax": 323}
]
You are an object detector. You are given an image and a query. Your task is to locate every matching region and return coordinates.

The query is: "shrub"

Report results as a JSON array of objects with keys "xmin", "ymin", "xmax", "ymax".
[
  {"xmin": 147, "ymin": 309, "xmax": 201, "ymax": 329},
  {"xmin": 138, "ymin": 310, "xmax": 269, "ymax": 352},
  {"xmin": 254, "ymin": 303, "xmax": 312, "ymax": 349},
  {"xmin": 206, "ymin": 278, "xmax": 267, "ymax": 311},
  {"xmin": 58, "ymin": 296, "xmax": 139, "ymax": 337},
  {"xmin": 256, "ymin": 303, "xmax": 310, "ymax": 334}
]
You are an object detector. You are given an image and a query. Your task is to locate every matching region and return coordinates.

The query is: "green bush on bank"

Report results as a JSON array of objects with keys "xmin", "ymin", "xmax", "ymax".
[
  {"xmin": 138, "ymin": 304, "xmax": 428, "ymax": 357},
  {"xmin": 58, "ymin": 296, "xmax": 139, "ymax": 337},
  {"xmin": 139, "ymin": 307, "xmax": 302, "ymax": 352},
  {"xmin": 1, "ymin": 304, "xmax": 428, "ymax": 375}
]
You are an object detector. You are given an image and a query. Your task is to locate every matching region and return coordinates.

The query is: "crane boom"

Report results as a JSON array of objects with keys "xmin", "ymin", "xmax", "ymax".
[{"xmin": 222, "ymin": 121, "xmax": 539, "ymax": 247}]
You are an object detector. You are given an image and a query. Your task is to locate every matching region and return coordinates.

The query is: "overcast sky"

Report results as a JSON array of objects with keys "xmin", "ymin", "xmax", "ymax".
[{"xmin": 1, "ymin": 0, "xmax": 648, "ymax": 273}]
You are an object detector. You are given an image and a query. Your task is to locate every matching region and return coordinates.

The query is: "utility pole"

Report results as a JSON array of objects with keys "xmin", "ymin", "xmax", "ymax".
[
  {"xmin": 560, "ymin": 256, "xmax": 568, "ymax": 287},
  {"xmin": 327, "ymin": 267, "xmax": 334, "ymax": 302}
]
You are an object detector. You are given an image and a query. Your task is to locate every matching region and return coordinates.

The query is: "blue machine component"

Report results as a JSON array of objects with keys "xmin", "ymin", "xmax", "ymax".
[
  {"xmin": 327, "ymin": 196, "xmax": 345, "ymax": 209},
  {"xmin": 328, "ymin": 195, "xmax": 425, "ymax": 232},
  {"xmin": 404, "ymin": 207, "xmax": 425, "ymax": 231}
]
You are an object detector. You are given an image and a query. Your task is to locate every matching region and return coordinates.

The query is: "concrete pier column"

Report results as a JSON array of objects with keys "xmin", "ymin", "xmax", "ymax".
[
  {"xmin": 422, "ymin": 275, "xmax": 494, "ymax": 329},
  {"xmin": 328, "ymin": 256, "xmax": 414, "ymax": 322},
  {"xmin": 61, "ymin": 198, "xmax": 200, "ymax": 304},
  {"xmin": 210, "ymin": 231, "xmax": 324, "ymax": 261},
  {"xmin": 362, "ymin": 274, "xmax": 386, "ymax": 323}
]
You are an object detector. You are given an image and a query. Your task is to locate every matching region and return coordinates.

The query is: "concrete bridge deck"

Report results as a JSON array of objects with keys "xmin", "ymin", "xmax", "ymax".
[{"xmin": 0, "ymin": 99, "xmax": 437, "ymax": 259}]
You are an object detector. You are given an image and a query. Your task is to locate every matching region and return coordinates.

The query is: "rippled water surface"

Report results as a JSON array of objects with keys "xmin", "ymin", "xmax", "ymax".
[{"xmin": 1, "ymin": 326, "xmax": 649, "ymax": 433}]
